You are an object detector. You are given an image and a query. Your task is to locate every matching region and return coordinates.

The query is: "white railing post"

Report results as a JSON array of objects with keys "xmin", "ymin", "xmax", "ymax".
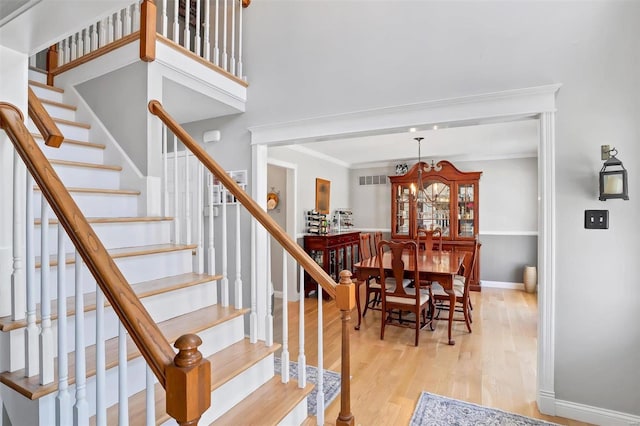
[
  {"xmin": 99, "ymin": 19, "xmax": 107, "ymax": 48},
  {"xmin": 132, "ymin": 2, "xmax": 141, "ymax": 32},
  {"xmin": 280, "ymin": 248, "xmax": 289, "ymax": 382},
  {"xmin": 118, "ymin": 321, "xmax": 129, "ymax": 426},
  {"xmin": 55, "ymin": 223, "xmax": 71, "ymax": 426},
  {"xmin": 297, "ymin": 265, "xmax": 306, "ymax": 388},
  {"xmin": 172, "ymin": 0, "xmax": 179, "ymax": 43},
  {"xmin": 91, "ymin": 24, "xmax": 98, "ymax": 51},
  {"xmin": 183, "ymin": 1, "xmax": 191, "ymax": 52},
  {"xmin": 249, "ymin": 218, "xmax": 257, "ymax": 343},
  {"xmin": 229, "ymin": 0, "xmax": 236, "ymax": 76},
  {"xmin": 234, "ymin": 203, "xmax": 242, "ymax": 309},
  {"xmin": 203, "ymin": 0, "xmax": 211, "ymax": 60},
  {"xmin": 95, "ymin": 285, "xmax": 106, "ymax": 426},
  {"xmin": 77, "ymin": 30, "xmax": 84, "ymax": 58},
  {"xmin": 39, "ymin": 200, "xmax": 54, "ymax": 385},
  {"xmin": 123, "ymin": 5, "xmax": 131, "ymax": 36},
  {"xmin": 25, "ymin": 174, "xmax": 38, "ymax": 377},
  {"xmin": 173, "ymin": 136, "xmax": 180, "ymax": 244},
  {"xmin": 207, "ymin": 173, "xmax": 217, "ymax": 305},
  {"xmin": 222, "ymin": 0, "xmax": 228, "ymax": 70},
  {"xmin": 237, "ymin": 0, "xmax": 243, "ymax": 78},
  {"xmin": 221, "ymin": 188, "xmax": 229, "ymax": 306},
  {"xmin": 161, "ymin": 0, "xmax": 168, "ymax": 37},
  {"xmin": 265, "ymin": 238, "xmax": 273, "ymax": 346},
  {"xmin": 115, "ymin": 10, "xmax": 123, "ymax": 40},
  {"xmin": 213, "ymin": 0, "xmax": 220, "ymax": 66},
  {"xmin": 107, "ymin": 15, "xmax": 114, "ymax": 44},
  {"xmin": 83, "ymin": 27, "xmax": 90, "ymax": 55},
  {"xmin": 316, "ymin": 284, "xmax": 325, "ymax": 425},
  {"xmin": 145, "ymin": 366, "xmax": 155, "ymax": 426},
  {"xmin": 184, "ymin": 151, "xmax": 191, "ymax": 245},
  {"xmin": 162, "ymin": 126, "xmax": 168, "ymax": 217},
  {"xmin": 70, "ymin": 34, "xmax": 77, "ymax": 61},
  {"xmin": 11, "ymin": 154, "xmax": 25, "ymax": 322},
  {"xmin": 73, "ymin": 251, "xmax": 88, "ymax": 425},
  {"xmin": 197, "ymin": 163, "xmax": 204, "ymax": 274},
  {"xmin": 194, "ymin": 0, "xmax": 202, "ymax": 56}
]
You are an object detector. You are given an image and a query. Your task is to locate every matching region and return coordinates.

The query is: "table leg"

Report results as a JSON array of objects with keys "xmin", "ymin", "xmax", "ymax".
[
  {"xmin": 444, "ymin": 275, "xmax": 455, "ymax": 345},
  {"xmin": 354, "ymin": 279, "xmax": 362, "ymax": 330}
]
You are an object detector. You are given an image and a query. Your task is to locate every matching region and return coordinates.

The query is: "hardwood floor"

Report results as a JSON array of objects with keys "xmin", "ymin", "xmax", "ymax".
[{"xmin": 273, "ymin": 286, "xmax": 592, "ymax": 426}]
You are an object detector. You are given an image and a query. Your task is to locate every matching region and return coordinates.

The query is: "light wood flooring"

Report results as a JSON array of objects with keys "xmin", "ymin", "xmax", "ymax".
[{"xmin": 274, "ymin": 286, "xmax": 592, "ymax": 426}]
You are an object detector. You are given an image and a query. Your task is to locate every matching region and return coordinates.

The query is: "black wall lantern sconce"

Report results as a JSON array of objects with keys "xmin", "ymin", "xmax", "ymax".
[{"xmin": 599, "ymin": 145, "xmax": 629, "ymax": 201}]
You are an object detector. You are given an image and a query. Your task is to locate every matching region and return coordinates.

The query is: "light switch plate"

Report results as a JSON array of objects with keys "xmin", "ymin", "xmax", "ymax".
[{"xmin": 584, "ymin": 210, "xmax": 609, "ymax": 229}]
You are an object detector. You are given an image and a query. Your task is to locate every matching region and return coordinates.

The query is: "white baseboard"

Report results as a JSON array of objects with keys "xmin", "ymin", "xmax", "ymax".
[
  {"xmin": 554, "ymin": 397, "xmax": 640, "ymax": 426},
  {"xmin": 481, "ymin": 280, "xmax": 526, "ymax": 291}
]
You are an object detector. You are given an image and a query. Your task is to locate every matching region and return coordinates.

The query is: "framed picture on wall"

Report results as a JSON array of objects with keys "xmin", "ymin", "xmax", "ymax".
[{"xmin": 315, "ymin": 178, "xmax": 330, "ymax": 214}]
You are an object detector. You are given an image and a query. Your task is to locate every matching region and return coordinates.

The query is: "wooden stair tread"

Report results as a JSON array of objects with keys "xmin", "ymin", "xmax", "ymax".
[
  {"xmin": 34, "ymin": 186, "xmax": 140, "ymax": 195},
  {"xmin": 52, "ymin": 117, "xmax": 91, "ymax": 129},
  {"xmin": 212, "ymin": 377, "xmax": 313, "ymax": 425},
  {"xmin": 32, "ymin": 132, "xmax": 105, "ymax": 149},
  {"xmin": 0, "ymin": 272, "xmax": 221, "ymax": 332},
  {"xmin": 0, "ymin": 304, "xmax": 249, "ymax": 399},
  {"xmin": 49, "ymin": 158, "xmax": 122, "ymax": 171},
  {"xmin": 35, "ymin": 216, "xmax": 174, "ymax": 225},
  {"xmin": 28, "ymin": 80, "xmax": 64, "ymax": 93},
  {"xmin": 93, "ymin": 340, "xmax": 282, "ymax": 425},
  {"xmin": 38, "ymin": 98, "xmax": 77, "ymax": 111},
  {"xmin": 35, "ymin": 243, "xmax": 198, "ymax": 268}
]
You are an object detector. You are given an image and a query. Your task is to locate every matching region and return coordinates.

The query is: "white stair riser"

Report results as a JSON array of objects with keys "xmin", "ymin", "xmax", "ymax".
[
  {"xmin": 34, "ymin": 220, "xmax": 172, "ymax": 256},
  {"xmin": 41, "ymin": 103, "xmax": 76, "ymax": 121},
  {"xmin": 50, "ymin": 164, "xmax": 121, "ymax": 190},
  {"xmin": 29, "ymin": 85, "xmax": 64, "ymax": 104},
  {"xmin": 33, "ymin": 191, "xmax": 140, "ymax": 218},
  {"xmin": 53, "ymin": 122, "xmax": 89, "ymax": 141},
  {"xmin": 34, "ymin": 250, "xmax": 196, "ymax": 301},
  {"xmin": 38, "ymin": 141, "xmax": 104, "ymax": 164},
  {"xmin": 28, "ymin": 70, "xmax": 47, "ymax": 84}
]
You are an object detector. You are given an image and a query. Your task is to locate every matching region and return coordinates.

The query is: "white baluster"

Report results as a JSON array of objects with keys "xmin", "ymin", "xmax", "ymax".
[
  {"xmin": 25, "ymin": 174, "xmax": 38, "ymax": 377},
  {"xmin": 234, "ymin": 203, "xmax": 242, "ymax": 309},
  {"xmin": 11, "ymin": 154, "xmax": 25, "ymax": 321},
  {"xmin": 265, "ymin": 238, "xmax": 273, "ymax": 346},
  {"xmin": 107, "ymin": 15, "xmax": 114, "ymax": 44},
  {"xmin": 237, "ymin": 0, "xmax": 244, "ymax": 78},
  {"xmin": 297, "ymin": 265, "xmax": 306, "ymax": 388},
  {"xmin": 280, "ymin": 249, "xmax": 289, "ymax": 383},
  {"xmin": 249, "ymin": 218, "xmax": 257, "ymax": 343},
  {"xmin": 99, "ymin": 19, "xmax": 107, "ymax": 48},
  {"xmin": 213, "ymin": 0, "xmax": 220, "ymax": 66},
  {"xmin": 118, "ymin": 321, "xmax": 129, "ymax": 426},
  {"xmin": 197, "ymin": 163, "xmax": 204, "ymax": 274},
  {"xmin": 146, "ymin": 366, "xmax": 155, "ymax": 426},
  {"xmin": 316, "ymin": 284, "xmax": 325, "ymax": 424},
  {"xmin": 162, "ymin": 126, "xmax": 168, "ymax": 217},
  {"xmin": 194, "ymin": 0, "xmax": 201, "ymax": 56},
  {"xmin": 57, "ymin": 40, "xmax": 64, "ymax": 66},
  {"xmin": 133, "ymin": 2, "xmax": 141, "ymax": 32},
  {"xmin": 229, "ymin": 0, "xmax": 236, "ymax": 76},
  {"xmin": 124, "ymin": 4, "xmax": 132, "ymax": 36},
  {"xmin": 55, "ymin": 224, "xmax": 70, "ymax": 425},
  {"xmin": 183, "ymin": 0, "xmax": 191, "ymax": 51},
  {"xmin": 207, "ymin": 173, "xmax": 217, "ymax": 305},
  {"xmin": 77, "ymin": 31, "xmax": 84, "ymax": 58},
  {"xmin": 221, "ymin": 188, "xmax": 229, "ymax": 306},
  {"xmin": 203, "ymin": 0, "xmax": 211, "ymax": 60},
  {"xmin": 222, "ymin": 0, "xmax": 228, "ymax": 70},
  {"xmin": 95, "ymin": 285, "xmax": 106, "ymax": 426},
  {"xmin": 173, "ymin": 137, "xmax": 180, "ymax": 243},
  {"xmin": 91, "ymin": 24, "xmax": 98, "ymax": 51},
  {"xmin": 184, "ymin": 151, "xmax": 191, "ymax": 245},
  {"xmin": 64, "ymin": 37, "xmax": 71, "ymax": 63},
  {"xmin": 73, "ymin": 251, "xmax": 88, "ymax": 425},
  {"xmin": 83, "ymin": 27, "xmax": 90, "ymax": 55},
  {"xmin": 70, "ymin": 34, "xmax": 77, "ymax": 61},
  {"xmin": 115, "ymin": 10, "xmax": 123, "ymax": 40},
  {"xmin": 39, "ymin": 200, "xmax": 54, "ymax": 385},
  {"xmin": 161, "ymin": 0, "xmax": 168, "ymax": 37},
  {"xmin": 172, "ymin": 0, "xmax": 179, "ymax": 42}
]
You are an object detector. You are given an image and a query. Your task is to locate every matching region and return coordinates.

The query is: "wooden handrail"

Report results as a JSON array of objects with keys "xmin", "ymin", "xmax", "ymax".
[
  {"xmin": 0, "ymin": 102, "xmax": 176, "ymax": 385},
  {"xmin": 148, "ymin": 100, "xmax": 337, "ymax": 299},
  {"xmin": 27, "ymin": 87, "xmax": 63, "ymax": 147}
]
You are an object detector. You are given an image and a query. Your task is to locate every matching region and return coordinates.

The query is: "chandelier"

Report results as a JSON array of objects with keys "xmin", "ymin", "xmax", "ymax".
[{"xmin": 411, "ymin": 137, "xmax": 440, "ymax": 203}]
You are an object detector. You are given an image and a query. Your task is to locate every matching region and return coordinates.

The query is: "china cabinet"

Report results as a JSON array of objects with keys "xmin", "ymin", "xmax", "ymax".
[
  {"xmin": 389, "ymin": 160, "xmax": 483, "ymax": 289},
  {"xmin": 303, "ymin": 231, "xmax": 360, "ymax": 298}
]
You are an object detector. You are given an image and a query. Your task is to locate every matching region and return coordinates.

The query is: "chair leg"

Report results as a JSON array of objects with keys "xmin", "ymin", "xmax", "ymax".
[
  {"xmin": 380, "ymin": 306, "xmax": 386, "ymax": 341},
  {"xmin": 463, "ymin": 300, "xmax": 472, "ymax": 333},
  {"xmin": 414, "ymin": 318, "xmax": 420, "ymax": 347}
]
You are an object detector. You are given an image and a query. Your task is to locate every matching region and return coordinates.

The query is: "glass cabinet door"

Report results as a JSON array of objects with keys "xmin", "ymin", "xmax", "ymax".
[
  {"xmin": 310, "ymin": 249, "xmax": 324, "ymax": 269},
  {"xmin": 457, "ymin": 182, "xmax": 476, "ymax": 238},
  {"xmin": 418, "ymin": 180, "xmax": 451, "ymax": 237},
  {"xmin": 393, "ymin": 184, "xmax": 412, "ymax": 237}
]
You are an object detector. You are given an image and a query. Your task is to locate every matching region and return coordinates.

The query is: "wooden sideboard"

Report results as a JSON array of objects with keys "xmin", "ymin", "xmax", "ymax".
[{"xmin": 303, "ymin": 231, "xmax": 361, "ymax": 298}]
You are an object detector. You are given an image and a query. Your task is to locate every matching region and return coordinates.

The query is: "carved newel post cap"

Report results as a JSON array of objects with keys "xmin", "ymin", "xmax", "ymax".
[
  {"xmin": 173, "ymin": 334, "xmax": 203, "ymax": 367},
  {"xmin": 336, "ymin": 270, "xmax": 355, "ymax": 311}
]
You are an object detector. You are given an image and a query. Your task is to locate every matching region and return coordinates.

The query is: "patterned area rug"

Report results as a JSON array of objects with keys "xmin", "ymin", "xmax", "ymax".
[
  {"xmin": 411, "ymin": 392, "xmax": 559, "ymax": 426},
  {"xmin": 274, "ymin": 357, "xmax": 341, "ymax": 416}
]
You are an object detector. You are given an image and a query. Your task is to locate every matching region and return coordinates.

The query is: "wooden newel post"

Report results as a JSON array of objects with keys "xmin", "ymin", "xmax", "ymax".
[
  {"xmin": 140, "ymin": 0, "xmax": 157, "ymax": 62},
  {"xmin": 46, "ymin": 44, "xmax": 58, "ymax": 86},
  {"xmin": 335, "ymin": 270, "xmax": 356, "ymax": 426},
  {"xmin": 166, "ymin": 334, "xmax": 211, "ymax": 426}
]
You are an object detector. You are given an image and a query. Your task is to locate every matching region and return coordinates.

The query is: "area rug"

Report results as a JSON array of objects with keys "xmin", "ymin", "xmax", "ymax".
[
  {"xmin": 274, "ymin": 357, "xmax": 341, "ymax": 416},
  {"xmin": 410, "ymin": 391, "xmax": 559, "ymax": 426}
]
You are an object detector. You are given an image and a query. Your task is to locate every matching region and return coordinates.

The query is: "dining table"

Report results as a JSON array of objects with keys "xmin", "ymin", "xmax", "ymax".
[{"xmin": 353, "ymin": 249, "xmax": 466, "ymax": 345}]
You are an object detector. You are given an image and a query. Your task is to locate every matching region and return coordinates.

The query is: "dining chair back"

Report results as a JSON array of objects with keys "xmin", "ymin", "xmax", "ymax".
[
  {"xmin": 377, "ymin": 240, "xmax": 434, "ymax": 346},
  {"xmin": 373, "ymin": 231, "xmax": 383, "ymax": 252},
  {"xmin": 416, "ymin": 228, "xmax": 442, "ymax": 251},
  {"xmin": 359, "ymin": 232, "xmax": 372, "ymax": 260}
]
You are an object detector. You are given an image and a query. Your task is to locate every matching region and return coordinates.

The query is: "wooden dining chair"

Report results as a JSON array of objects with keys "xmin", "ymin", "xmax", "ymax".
[
  {"xmin": 416, "ymin": 227, "xmax": 442, "ymax": 251},
  {"xmin": 378, "ymin": 240, "xmax": 435, "ymax": 346},
  {"xmin": 431, "ymin": 239, "xmax": 478, "ymax": 333},
  {"xmin": 373, "ymin": 231, "xmax": 383, "ymax": 252},
  {"xmin": 359, "ymin": 232, "xmax": 372, "ymax": 260}
]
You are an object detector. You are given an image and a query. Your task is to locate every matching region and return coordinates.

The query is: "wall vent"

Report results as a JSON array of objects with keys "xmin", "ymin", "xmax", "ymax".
[{"xmin": 359, "ymin": 175, "xmax": 388, "ymax": 185}]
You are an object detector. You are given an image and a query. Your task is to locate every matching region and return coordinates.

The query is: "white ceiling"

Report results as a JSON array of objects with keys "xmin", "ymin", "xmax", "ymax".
[{"xmin": 287, "ymin": 118, "xmax": 540, "ymax": 169}]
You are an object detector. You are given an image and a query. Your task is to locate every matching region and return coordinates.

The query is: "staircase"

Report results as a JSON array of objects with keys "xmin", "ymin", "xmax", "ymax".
[{"xmin": 0, "ymin": 72, "xmax": 312, "ymax": 425}]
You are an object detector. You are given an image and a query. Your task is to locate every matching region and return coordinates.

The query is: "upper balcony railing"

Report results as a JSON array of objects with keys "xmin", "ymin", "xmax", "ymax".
[{"xmin": 44, "ymin": 0, "xmax": 249, "ymax": 86}]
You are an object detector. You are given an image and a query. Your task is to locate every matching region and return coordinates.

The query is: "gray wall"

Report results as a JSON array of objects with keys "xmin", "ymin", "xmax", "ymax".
[
  {"xmin": 268, "ymin": 164, "xmax": 286, "ymax": 292},
  {"xmin": 211, "ymin": 1, "xmax": 638, "ymax": 416}
]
